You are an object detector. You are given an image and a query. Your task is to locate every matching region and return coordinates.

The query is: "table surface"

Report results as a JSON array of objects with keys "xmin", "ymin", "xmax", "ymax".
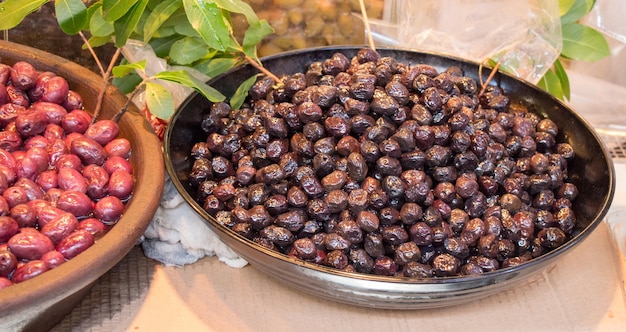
[
  {"xmin": 47, "ymin": 69, "xmax": 626, "ymax": 332},
  {"xmin": 51, "ymin": 219, "xmax": 626, "ymax": 332}
]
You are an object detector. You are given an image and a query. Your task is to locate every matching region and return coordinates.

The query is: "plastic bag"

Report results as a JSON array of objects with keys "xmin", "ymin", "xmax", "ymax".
[{"xmin": 370, "ymin": 0, "xmax": 562, "ymax": 84}]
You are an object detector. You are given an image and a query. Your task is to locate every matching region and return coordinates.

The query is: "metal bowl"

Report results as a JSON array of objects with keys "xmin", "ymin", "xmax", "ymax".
[
  {"xmin": 164, "ymin": 46, "xmax": 615, "ymax": 309},
  {"xmin": 0, "ymin": 40, "xmax": 164, "ymax": 329}
]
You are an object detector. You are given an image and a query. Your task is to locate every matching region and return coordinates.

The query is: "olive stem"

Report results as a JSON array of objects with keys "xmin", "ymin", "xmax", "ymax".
[
  {"xmin": 92, "ymin": 48, "xmax": 122, "ymax": 123},
  {"xmin": 77, "ymin": 32, "xmax": 122, "ymax": 122},
  {"xmin": 78, "ymin": 32, "xmax": 106, "ymax": 77},
  {"xmin": 244, "ymin": 54, "xmax": 282, "ymax": 84},
  {"xmin": 112, "ymin": 81, "xmax": 144, "ymax": 123},
  {"xmin": 359, "ymin": 0, "xmax": 376, "ymax": 51},
  {"xmin": 478, "ymin": 61, "xmax": 501, "ymax": 97}
]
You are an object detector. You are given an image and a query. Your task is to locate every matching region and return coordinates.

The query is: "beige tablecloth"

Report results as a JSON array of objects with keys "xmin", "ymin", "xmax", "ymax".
[{"xmin": 51, "ymin": 220, "xmax": 626, "ymax": 332}]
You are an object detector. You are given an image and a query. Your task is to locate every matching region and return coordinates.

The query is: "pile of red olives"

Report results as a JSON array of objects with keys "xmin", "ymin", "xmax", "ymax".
[
  {"xmin": 188, "ymin": 48, "xmax": 578, "ymax": 278},
  {"xmin": 0, "ymin": 60, "xmax": 134, "ymax": 288}
]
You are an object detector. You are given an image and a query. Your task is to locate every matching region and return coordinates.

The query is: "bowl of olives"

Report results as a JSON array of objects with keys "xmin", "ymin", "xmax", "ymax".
[
  {"xmin": 0, "ymin": 40, "xmax": 163, "ymax": 329},
  {"xmin": 164, "ymin": 46, "xmax": 614, "ymax": 309}
]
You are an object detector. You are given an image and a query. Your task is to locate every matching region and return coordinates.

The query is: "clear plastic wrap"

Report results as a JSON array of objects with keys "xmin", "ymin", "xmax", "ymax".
[{"xmin": 371, "ymin": 0, "xmax": 562, "ymax": 84}]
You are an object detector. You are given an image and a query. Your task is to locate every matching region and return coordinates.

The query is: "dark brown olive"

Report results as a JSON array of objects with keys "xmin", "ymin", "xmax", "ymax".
[{"xmin": 432, "ymin": 253, "xmax": 460, "ymax": 276}]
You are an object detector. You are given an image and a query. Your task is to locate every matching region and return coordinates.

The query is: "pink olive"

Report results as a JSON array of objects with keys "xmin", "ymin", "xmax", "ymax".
[
  {"xmin": 56, "ymin": 229, "xmax": 94, "ymax": 260},
  {"xmin": 27, "ymin": 198, "xmax": 51, "ymax": 214},
  {"xmin": 0, "ymin": 130, "xmax": 23, "ymax": 152},
  {"xmin": 10, "ymin": 203, "xmax": 37, "ymax": 228},
  {"xmin": 6, "ymin": 85, "xmax": 30, "ymax": 108},
  {"xmin": 0, "ymin": 215, "xmax": 18, "ymax": 242},
  {"xmin": 36, "ymin": 205, "xmax": 65, "ymax": 228},
  {"xmin": 27, "ymin": 71, "xmax": 56, "ymax": 102},
  {"xmin": 77, "ymin": 217, "xmax": 106, "ymax": 237},
  {"xmin": 0, "ymin": 249, "xmax": 18, "ymax": 278},
  {"xmin": 2, "ymin": 186, "xmax": 29, "ymax": 208},
  {"xmin": 62, "ymin": 90, "xmax": 83, "ymax": 112},
  {"xmin": 15, "ymin": 177, "xmax": 45, "ymax": 200},
  {"xmin": 0, "ymin": 164, "xmax": 16, "ymax": 186},
  {"xmin": 56, "ymin": 191, "xmax": 93, "ymax": 218},
  {"xmin": 36, "ymin": 169, "xmax": 58, "ymax": 192},
  {"xmin": 11, "ymin": 259, "xmax": 49, "ymax": 283},
  {"xmin": 71, "ymin": 135, "xmax": 107, "ymax": 166},
  {"xmin": 103, "ymin": 155, "xmax": 132, "ymax": 175},
  {"xmin": 24, "ymin": 135, "xmax": 50, "ymax": 150},
  {"xmin": 44, "ymin": 123, "xmax": 65, "ymax": 141},
  {"xmin": 0, "ymin": 196, "xmax": 10, "ymax": 216},
  {"xmin": 84, "ymin": 119, "xmax": 120, "ymax": 146},
  {"xmin": 55, "ymin": 153, "xmax": 83, "ymax": 171},
  {"xmin": 0, "ymin": 102, "xmax": 24, "ymax": 127},
  {"xmin": 41, "ymin": 250, "xmax": 65, "ymax": 269},
  {"xmin": 25, "ymin": 146, "xmax": 50, "ymax": 173},
  {"xmin": 57, "ymin": 167, "xmax": 88, "ymax": 193},
  {"xmin": 10, "ymin": 61, "xmax": 38, "ymax": 90},
  {"xmin": 107, "ymin": 170, "xmax": 133, "ymax": 199},
  {"xmin": 31, "ymin": 101, "xmax": 68, "ymax": 125},
  {"xmin": 41, "ymin": 212, "xmax": 78, "ymax": 245},
  {"xmin": 82, "ymin": 164, "xmax": 109, "ymax": 199},
  {"xmin": 47, "ymin": 138, "xmax": 68, "ymax": 166},
  {"xmin": 7, "ymin": 228, "xmax": 55, "ymax": 260},
  {"xmin": 15, "ymin": 110, "xmax": 48, "ymax": 137},
  {"xmin": 104, "ymin": 138, "xmax": 131, "ymax": 159},
  {"xmin": 94, "ymin": 195, "xmax": 124, "ymax": 223},
  {"xmin": 41, "ymin": 76, "xmax": 70, "ymax": 105},
  {"xmin": 15, "ymin": 156, "xmax": 39, "ymax": 181},
  {"xmin": 62, "ymin": 109, "xmax": 92, "ymax": 134}
]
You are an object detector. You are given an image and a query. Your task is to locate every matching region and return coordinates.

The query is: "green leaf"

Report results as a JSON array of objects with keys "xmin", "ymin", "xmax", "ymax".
[
  {"xmin": 0, "ymin": 0, "xmax": 49, "ymax": 30},
  {"xmin": 113, "ymin": 71, "xmax": 143, "ymax": 94},
  {"xmin": 143, "ymin": 0, "xmax": 181, "ymax": 42},
  {"xmin": 102, "ymin": 0, "xmax": 138, "ymax": 21},
  {"xmin": 154, "ymin": 70, "xmax": 226, "ymax": 102},
  {"xmin": 560, "ymin": 0, "xmax": 589, "ymax": 24},
  {"xmin": 169, "ymin": 37, "xmax": 208, "ymax": 65},
  {"xmin": 173, "ymin": 17, "xmax": 201, "ymax": 38},
  {"xmin": 538, "ymin": 68, "xmax": 564, "ymax": 101},
  {"xmin": 149, "ymin": 35, "xmax": 184, "ymax": 58},
  {"xmin": 153, "ymin": 25, "xmax": 177, "ymax": 38},
  {"xmin": 55, "ymin": 0, "xmax": 88, "ymax": 34},
  {"xmin": 183, "ymin": 0, "xmax": 231, "ymax": 51},
  {"xmin": 553, "ymin": 58, "xmax": 570, "ymax": 100},
  {"xmin": 213, "ymin": 0, "xmax": 259, "ymax": 25},
  {"xmin": 113, "ymin": 0, "xmax": 149, "ymax": 47},
  {"xmin": 193, "ymin": 57, "xmax": 240, "ymax": 78},
  {"xmin": 145, "ymin": 82, "xmax": 176, "ymax": 119},
  {"xmin": 242, "ymin": 19, "xmax": 273, "ymax": 49},
  {"xmin": 86, "ymin": 34, "xmax": 112, "ymax": 48},
  {"xmin": 230, "ymin": 74, "xmax": 259, "ymax": 110},
  {"xmin": 112, "ymin": 60, "xmax": 147, "ymax": 78},
  {"xmin": 90, "ymin": 6, "xmax": 114, "ymax": 37},
  {"xmin": 561, "ymin": 23, "xmax": 610, "ymax": 61}
]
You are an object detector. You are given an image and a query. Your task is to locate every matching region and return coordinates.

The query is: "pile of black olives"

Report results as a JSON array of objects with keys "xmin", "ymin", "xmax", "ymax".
[{"xmin": 188, "ymin": 48, "xmax": 578, "ymax": 278}]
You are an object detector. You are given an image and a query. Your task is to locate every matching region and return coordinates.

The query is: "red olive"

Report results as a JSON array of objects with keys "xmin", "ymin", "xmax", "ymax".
[
  {"xmin": 94, "ymin": 195, "xmax": 124, "ymax": 223},
  {"xmin": 56, "ymin": 229, "xmax": 95, "ymax": 260},
  {"xmin": 41, "ymin": 212, "xmax": 78, "ymax": 245},
  {"xmin": 7, "ymin": 228, "xmax": 55, "ymax": 260},
  {"xmin": 11, "ymin": 259, "xmax": 49, "ymax": 283}
]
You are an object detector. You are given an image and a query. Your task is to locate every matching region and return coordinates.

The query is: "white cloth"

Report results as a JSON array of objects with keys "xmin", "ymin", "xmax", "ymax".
[{"xmin": 141, "ymin": 174, "xmax": 248, "ymax": 268}]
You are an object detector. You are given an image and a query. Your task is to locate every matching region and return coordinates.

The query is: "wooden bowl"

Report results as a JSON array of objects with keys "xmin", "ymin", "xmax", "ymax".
[{"xmin": 0, "ymin": 40, "xmax": 164, "ymax": 330}]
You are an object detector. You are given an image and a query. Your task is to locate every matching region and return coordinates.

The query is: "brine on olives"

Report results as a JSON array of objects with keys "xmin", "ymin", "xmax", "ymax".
[
  {"xmin": 188, "ymin": 48, "xmax": 579, "ymax": 278},
  {"xmin": 0, "ymin": 60, "xmax": 134, "ymax": 288}
]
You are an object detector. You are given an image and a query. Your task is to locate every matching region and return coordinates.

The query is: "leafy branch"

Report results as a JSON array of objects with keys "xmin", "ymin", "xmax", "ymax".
[
  {"xmin": 0, "ymin": 0, "xmax": 276, "ymax": 121},
  {"xmin": 537, "ymin": 0, "xmax": 610, "ymax": 100}
]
